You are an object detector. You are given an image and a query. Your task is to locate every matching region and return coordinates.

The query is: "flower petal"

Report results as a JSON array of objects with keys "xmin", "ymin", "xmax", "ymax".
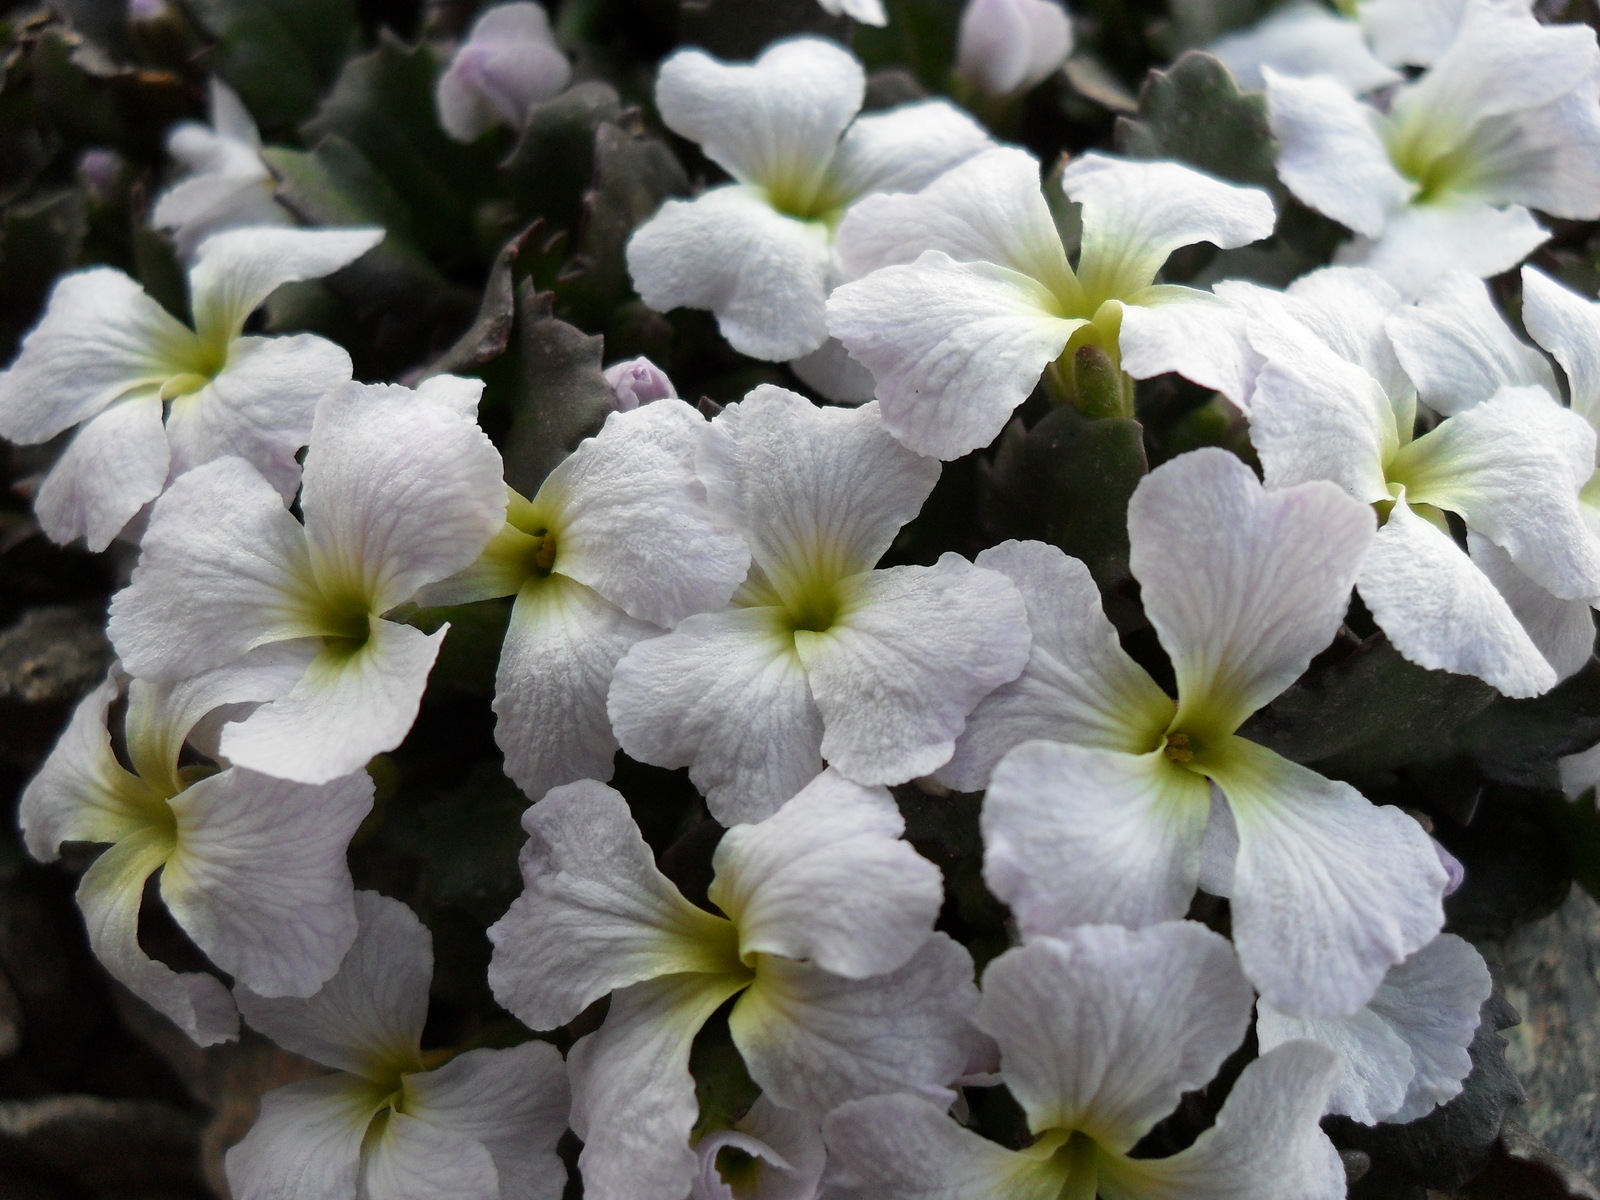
[
  {"xmin": 1469, "ymin": 530, "xmax": 1595, "ymax": 684},
  {"xmin": 823, "ymin": 101, "xmax": 991, "ymax": 203},
  {"xmin": 224, "ymin": 1075, "xmax": 376, "ymax": 1200},
  {"xmin": 827, "ymin": 252, "xmax": 1081, "ymax": 460},
  {"xmin": 982, "ymin": 742, "xmax": 1212, "ymax": 935},
  {"xmin": 1209, "ymin": 737, "xmax": 1447, "ymax": 1015},
  {"xmin": 1521, "ymin": 264, "xmax": 1600, "ymax": 427},
  {"xmin": 709, "ymin": 769, "xmax": 942, "ymax": 978},
  {"xmin": 1336, "ymin": 200, "xmax": 1549, "ymax": 299},
  {"xmin": 404, "ymin": 1043, "xmax": 571, "ymax": 1200},
  {"xmin": 799, "ymin": 556, "xmax": 1030, "ymax": 787},
  {"xmin": 487, "ymin": 779, "xmax": 739, "ymax": 1030},
  {"xmin": 108, "ymin": 456, "xmax": 318, "ymax": 681},
  {"xmin": 978, "ymin": 924, "xmax": 1253, "ymax": 1152},
  {"xmin": 1245, "ymin": 350, "xmax": 1397, "ymax": 504},
  {"xmin": 1358, "ymin": 497, "xmax": 1557, "ymax": 697},
  {"xmin": 494, "ymin": 574, "xmax": 656, "ymax": 800},
  {"xmin": 1385, "ymin": 269, "xmax": 1555, "ymax": 415},
  {"xmin": 1208, "ymin": 3, "xmax": 1401, "ymax": 93},
  {"xmin": 1369, "ymin": 932, "xmax": 1492, "ymax": 1123},
  {"xmin": 1098, "ymin": 1041, "xmax": 1345, "ymax": 1200},
  {"xmin": 219, "ymin": 618, "xmax": 447, "ymax": 785},
  {"xmin": 627, "ymin": 187, "xmax": 834, "ymax": 361},
  {"xmin": 731, "ymin": 933, "xmax": 981, "ymax": 1117},
  {"xmin": 693, "ymin": 1096, "xmax": 825, "ymax": 1200},
  {"xmin": 1117, "ymin": 287, "xmax": 1259, "ymax": 404},
  {"xmin": 539, "ymin": 399, "xmax": 749, "ymax": 626},
  {"xmin": 1129, "ymin": 447, "xmax": 1374, "ymax": 735},
  {"xmin": 609, "ymin": 608, "xmax": 825, "ymax": 824},
  {"xmin": 362, "ymin": 1112, "xmax": 499, "ymax": 1200},
  {"xmin": 160, "ymin": 766, "xmax": 371, "ymax": 998},
  {"xmin": 940, "ymin": 541, "xmax": 1175, "ymax": 792},
  {"xmin": 188, "ymin": 226, "xmax": 383, "ymax": 346},
  {"xmin": 1255, "ymin": 1001, "xmax": 1414, "ymax": 1124},
  {"xmin": 78, "ymin": 829, "xmax": 239, "ymax": 1046},
  {"xmin": 235, "ymin": 890, "xmax": 431, "ymax": 1077},
  {"xmin": 569, "ymin": 972, "xmax": 748, "ymax": 1200},
  {"xmin": 0, "ymin": 268, "xmax": 192, "ymax": 444},
  {"xmin": 37, "ymin": 392, "xmax": 172, "ymax": 554}
]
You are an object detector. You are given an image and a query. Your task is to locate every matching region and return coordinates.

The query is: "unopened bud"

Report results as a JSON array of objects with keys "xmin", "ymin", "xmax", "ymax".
[
  {"xmin": 77, "ymin": 148, "xmax": 124, "ymax": 204},
  {"xmin": 128, "ymin": 0, "xmax": 172, "ymax": 21},
  {"xmin": 435, "ymin": 3, "xmax": 572, "ymax": 143},
  {"xmin": 603, "ymin": 357, "xmax": 678, "ymax": 411},
  {"xmin": 955, "ymin": 0, "xmax": 1075, "ymax": 98}
]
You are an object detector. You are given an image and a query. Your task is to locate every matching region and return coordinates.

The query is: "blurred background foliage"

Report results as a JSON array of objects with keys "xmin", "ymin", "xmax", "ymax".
[{"xmin": 4, "ymin": 0, "xmax": 1600, "ymax": 1196}]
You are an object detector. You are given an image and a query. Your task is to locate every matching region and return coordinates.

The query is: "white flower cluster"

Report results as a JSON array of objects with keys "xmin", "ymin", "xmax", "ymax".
[{"xmin": 5, "ymin": 0, "xmax": 1599, "ymax": 1195}]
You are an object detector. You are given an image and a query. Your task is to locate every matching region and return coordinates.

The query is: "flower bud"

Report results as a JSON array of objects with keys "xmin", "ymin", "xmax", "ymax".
[
  {"xmin": 77, "ymin": 148, "xmax": 125, "ymax": 204},
  {"xmin": 603, "ymin": 357, "xmax": 678, "ymax": 411},
  {"xmin": 955, "ymin": 0, "xmax": 1074, "ymax": 98},
  {"xmin": 435, "ymin": 3, "xmax": 572, "ymax": 143}
]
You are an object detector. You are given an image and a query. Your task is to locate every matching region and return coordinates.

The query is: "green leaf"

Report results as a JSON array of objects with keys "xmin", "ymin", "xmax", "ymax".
[
  {"xmin": 0, "ymin": 189, "xmax": 86, "ymax": 360},
  {"xmin": 500, "ymin": 81, "xmax": 623, "ymax": 235},
  {"xmin": 190, "ymin": 0, "xmax": 356, "ymax": 134},
  {"xmin": 1114, "ymin": 50, "xmax": 1277, "ymax": 188},
  {"xmin": 500, "ymin": 283, "xmax": 617, "ymax": 497},
  {"xmin": 1455, "ymin": 659, "xmax": 1600, "ymax": 791}
]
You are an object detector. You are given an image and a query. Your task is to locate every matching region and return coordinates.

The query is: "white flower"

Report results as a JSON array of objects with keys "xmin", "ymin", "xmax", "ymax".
[
  {"xmin": 826, "ymin": 147, "xmax": 1275, "ymax": 459},
  {"xmin": 602, "ymin": 355, "xmax": 678, "ymax": 409},
  {"xmin": 152, "ymin": 79, "xmax": 292, "ymax": 262},
  {"xmin": 692, "ymin": 1097, "xmax": 825, "ymax": 1200},
  {"xmin": 0, "ymin": 226, "xmax": 381, "ymax": 551},
  {"xmin": 954, "ymin": 0, "xmax": 1075, "ymax": 99},
  {"xmin": 416, "ymin": 399, "xmax": 749, "ymax": 801},
  {"xmin": 1358, "ymin": 0, "xmax": 1529, "ymax": 68},
  {"xmin": 1258, "ymin": 933, "xmax": 1491, "ymax": 1125},
  {"xmin": 487, "ymin": 772, "xmax": 980, "ymax": 1200},
  {"xmin": 1224, "ymin": 266, "xmax": 1600, "ymax": 696},
  {"xmin": 1266, "ymin": 0, "xmax": 1600, "ymax": 296},
  {"xmin": 1208, "ymin": 2, "xmax": 1400, "ymax": 94},
  {"xmin": 817, "ymin": 0, "xmax": 888, "ymax": 26},
  {"xmin": 228, "ymin": 891, "xmax": 570, "ymax": 1200},
  {"xmin": 626, "ymin": 37, "xmax": 991, "ymax": 363},
  {"xmin": 107, "ymin": 377, "xmax": 507, "ymax": 786},
  {"xmin": 606, "ymin": 387, "xmax": 1030, "ymax": 823},
  {"xmin": 822, "ymin": 923, "xmax": 1345, "ymax": 1200},
  {"xmin": 435, "ymin": 3, "xmax": 572, "ymax": 142},
  {"xmin": 965, "ymin": 450, "xmax": 1449, "ymax": 1016},
  {"xmin": 19, "ymin": 656, "xmax": 373, "ymax": 1046}
]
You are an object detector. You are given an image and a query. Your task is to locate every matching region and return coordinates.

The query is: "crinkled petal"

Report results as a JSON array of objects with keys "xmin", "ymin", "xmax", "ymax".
[
  {"xmin": 235, "ymin": 890, "xmax": 430, "ymax": 1077},
  {"xmin": 1129, "ymin": 447, "xmax": 1375, "ymax": 735},
  {"xmin": 628, "ymin": 187, "xmax": 834, "ymax": 361},
  {"xmin": 609, "ymin": 608, "xmax": 824, "ymax": 824},
  {"xmin": 1397, "ymin": 385, "xmax": 1600, "ymax": 600},
  {"xmin": 1369, "ymin": 932, "xmax": 1492, "ymax": 1122},
  {"xmin": 188, "ymin": 227, "xmax": 383, "ymax": 346},
  {"xmin": 731, "ymin": 933, "xmax": 981, "ymax": 1117},
  {"xmin": 1265, "ymin": 68, "xmax": 1411, "ymax": 238},
  {"xmin": 833, "ymin": 147, "xmax": 1072, "ymax": 285},
  {"xmin": 940, "ymin": 541, "xmax": 1174, "ymax": 792},
  {"xmin": 1336, "ymin": 200, "xmax": 1549, "ymax": 299},
  {"xmin": 537, "ymin": 399, "xmax": 749, "ymax": 626},
  {"xmin": 165, "ymin": 334, "xmax": 352, "ymax": 501},
  {"xmin": 1386, "ymin": 269, "xmax": 1555, "ymax": 415},
  {"xmin": 798, "ymin": 556, "xmax": 1030, "ymax": 787},
  {"xmin": 160, "ymin": 766, "xmax": 371, "ymax": 998},
  {"xmin": 1098, "ymin": 1042, "xmax": 1345, "ymax": 1200},
  {"xmin": 1469, "ymin": 532, "xmax": 1595, "ymax": 684},
  {"xmin": 1209, "ymin": 737, "xmax": 1447, "ymax": 1016},
  {"xmin": 982, "ymin": 742, "xmax": 1212, "ymax": 935},
  {"xmin": 78, "ymin": 829, "xmax": 239, "ymax": 1046},
  {"xmin": 404, "ymin": 1043, "xmax": 571, "ymax": 1200},
  {"xmin": 1118, "ymin": 286, "xmax": 1259, "ymax": 403},
  {"xmin": 219, "ymin": 618, "xmax": 446, "ymax": 785},
  {"xmin": 1246, "ymin": 351, "xmax": 1397, "ymax": 503},
  {"xmin": 822, "ymin": 101, "xmax": 991, "ymax": 202},
  {"xmin": 827, "ymin": 252, "xmax": 1081, "ymax": 460},
  {"xmin": 487, "ymin": 779, "xmax": 740, "ymax": 1030},
  {"xmin": 698, "ymin": 390, "xmax": 935, "ymax": 593},
  {"xmin": 569, "ymin": 972, "xmax": 748, "ymax": 1200},
  {"xmin": 1521, "ymin": 264, "xmax": 1600, "ymax": 426},
  {"xmin": 1358, "ymin": 497, "xmax": 1556, "ymax": 697},
  {"xmin": 34, "ymin": 393, "xmax": 169, "ymax": 552},
  {"xmin": 0, "ymin": 268, "xmax": 192, "ymax": 444},
  {"xmin": 1209, "ymin": 3, "xmax": 1400, "ymax": 93},
  {"xmin": 693, "ymin": 1096, "xmax": 825, "ymax": 1200},
  {"xmin": 494, "ymin": 575, "xmax": 656, "ymax": 801},
  {"xmin": 1064, "ymin": 154, "xmax": 1276, "ymax": 301},
  {"xmin": 224, "ymin": 1075, "xmax": 376, "ymax": 1200},
  {"xmin": 108, "ymin": 456, "xmax": 319, "ymax": 680},
  {"xmin": 1256, "ymin": 1000, "xmax": 1414, "ymax": 1124},
  {"xmin": 709, "ymin": 769, "xmax": 942, "ymax": 978},
  {"xmin": 301, "ymin": 382, "xmax": 506, "ymax": 614},
  {"xmin": 978, "ymin": 925, "xmax": 1253, "ymax": 1152}
]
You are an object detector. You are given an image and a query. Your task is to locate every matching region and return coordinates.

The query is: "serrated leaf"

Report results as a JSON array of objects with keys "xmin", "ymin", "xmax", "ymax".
[
  {"xmin": 190, "ymin": 0, "xmax": 356, "ymax": 133},
  {"xmin": 500, "ymin": 81, "xmax": 623, "ymax": 235},
  {"xmin": 1115, "ymin": 50, "xmax": 1277, "ymax": 187}
]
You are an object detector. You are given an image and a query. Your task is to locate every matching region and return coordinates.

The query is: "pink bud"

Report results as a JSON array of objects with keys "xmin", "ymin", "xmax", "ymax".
[
  {"xmin": 435, "ymin": 3, "xmax": 572, "ymax": 143},
  {"xmin": 956, "ymin": 0, "xmax": 1075, "ymax": 98},
  {"xmin": 603, "ymin": 357, "xmax": 678, "ymax": 411}
]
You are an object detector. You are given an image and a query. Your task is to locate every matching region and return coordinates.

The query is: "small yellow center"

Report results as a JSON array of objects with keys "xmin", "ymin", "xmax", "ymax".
[{"xmin": 1163, "ymin": 731, "xmax": 1197, "ymax": 765}]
